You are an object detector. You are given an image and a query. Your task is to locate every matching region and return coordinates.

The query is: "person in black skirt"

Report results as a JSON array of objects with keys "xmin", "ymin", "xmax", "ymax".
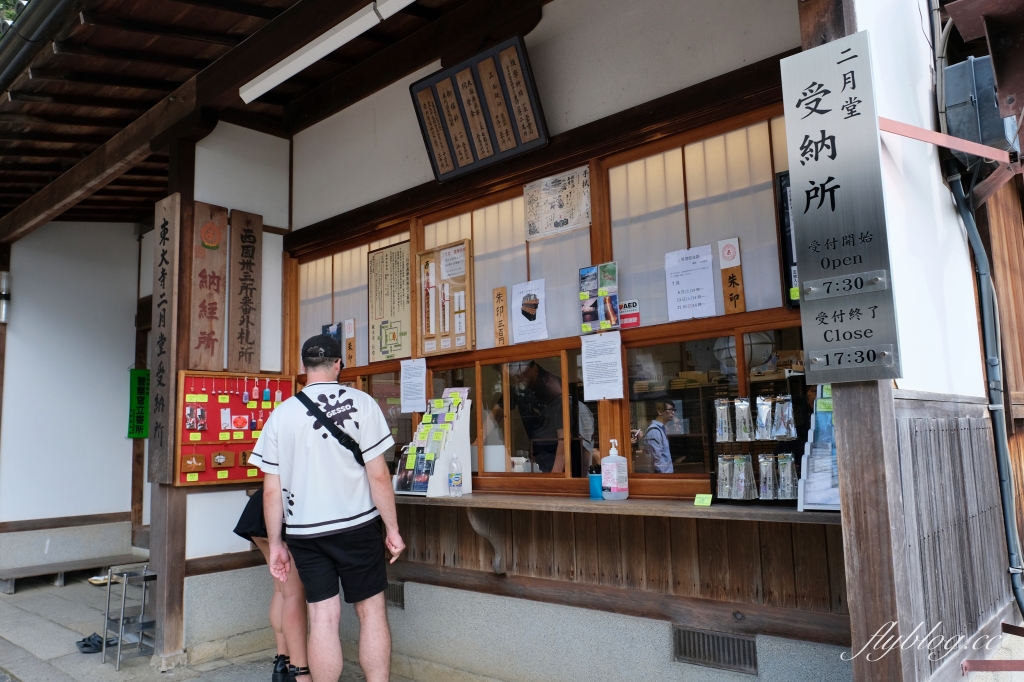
[{"xmin": 235, "ymin": 488, "xmax": 309, "ymax": 681}]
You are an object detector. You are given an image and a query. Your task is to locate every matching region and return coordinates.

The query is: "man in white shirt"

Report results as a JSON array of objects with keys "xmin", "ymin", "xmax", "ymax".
[
  {"xmin": 252, "ymin": 335, "xmax": 404, "ymax": 682},
  {"xmin": 644, "ymin": 402, "xmax": 675, "ymax": 474}
]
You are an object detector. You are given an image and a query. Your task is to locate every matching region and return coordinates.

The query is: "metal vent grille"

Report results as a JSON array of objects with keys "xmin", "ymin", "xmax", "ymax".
[
  {"xmin": 673, "ymin": 627, "xmax": 757, "ymax": 675},
  {"xmin": 385, "ymin": 581, "xmax": 405, "ymax": 609}
]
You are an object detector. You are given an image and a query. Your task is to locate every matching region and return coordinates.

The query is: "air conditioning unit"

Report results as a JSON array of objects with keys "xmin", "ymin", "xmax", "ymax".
[{"xmin": 945, "ymin": 55, "xmax": 1020, "ymax": 167}]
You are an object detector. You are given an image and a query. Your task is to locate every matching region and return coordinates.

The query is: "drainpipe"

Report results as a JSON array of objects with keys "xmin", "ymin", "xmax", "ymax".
[
  {"xmin": 0, "ymin": 0, "xmax": 77, "ymax": 94},
  {"xmin": 946, "ymin": 162, "xmax": 1024, "ymax": 619}
]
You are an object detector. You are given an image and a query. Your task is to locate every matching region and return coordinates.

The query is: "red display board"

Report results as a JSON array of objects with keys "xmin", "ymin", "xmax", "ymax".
[{"xmin": 175, "ymin": 371, "xmax": 295, "ymax": 487}]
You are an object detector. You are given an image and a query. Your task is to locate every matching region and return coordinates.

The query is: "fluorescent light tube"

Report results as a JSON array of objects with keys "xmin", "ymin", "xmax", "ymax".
[{"xmin": 239, "ymin": 0, "xmax": 416, "ymax": 105}]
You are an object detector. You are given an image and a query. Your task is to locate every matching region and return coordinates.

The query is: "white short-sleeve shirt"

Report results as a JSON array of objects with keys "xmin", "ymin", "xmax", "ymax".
[{"xmin": 250, "ymin": 382, "xmax": 395, "ymax": 537}]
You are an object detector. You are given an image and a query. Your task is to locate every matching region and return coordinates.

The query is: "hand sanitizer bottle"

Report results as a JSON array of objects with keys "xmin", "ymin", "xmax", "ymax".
[
  {"xmin": 448, "ymin": 454, "xmax": 463, "ymax": 497},
  {"xmin": 601, "ymin": 439, "xmax": 628, "ymax": 500}
]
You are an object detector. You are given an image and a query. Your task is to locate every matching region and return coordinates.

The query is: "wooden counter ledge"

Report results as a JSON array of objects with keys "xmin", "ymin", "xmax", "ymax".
[{"xmin": 394, "ymin": 492, "xmax": 840, "ymax": 525}]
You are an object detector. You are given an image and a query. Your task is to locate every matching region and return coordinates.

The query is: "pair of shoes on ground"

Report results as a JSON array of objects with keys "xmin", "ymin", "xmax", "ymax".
[
  {"xmin": 273, "ymin": 654, "xmax": 311, "ymax": 681},
  {"xmin": 75, "ymin": 633, "xmax": 118, "ymax": 654}
]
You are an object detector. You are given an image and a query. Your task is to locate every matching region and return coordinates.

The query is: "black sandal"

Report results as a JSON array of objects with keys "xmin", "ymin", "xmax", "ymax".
[
  {"xmin": 289, "ymin": 665, "xmax": 311, "ymax": 680},
  {"xmin": 272, "ymin": 654, "xmax": 291, "ymax": 682},
  {"xmin": 75, "ymin": 633, "xmax": 117, "ymax": 654}
]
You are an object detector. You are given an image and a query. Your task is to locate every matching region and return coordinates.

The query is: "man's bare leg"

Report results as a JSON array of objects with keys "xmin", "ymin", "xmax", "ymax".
[
  {"xmin": 354, "ymin": 592, "xmax": 390, "ymax": 682},
  {"xmin": 307, "ymin": 596, "xmax": 343, "ymax": 682}
]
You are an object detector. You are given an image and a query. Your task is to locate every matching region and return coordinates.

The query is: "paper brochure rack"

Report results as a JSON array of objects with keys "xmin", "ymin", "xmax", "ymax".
[{"xmin": 393, "ymin": 398, "xmax": 473, "ymax": 498}]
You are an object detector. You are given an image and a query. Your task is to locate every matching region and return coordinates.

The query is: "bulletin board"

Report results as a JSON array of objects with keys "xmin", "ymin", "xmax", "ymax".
[
  {"xmin": 417, "ymin": 239, "xmax": 475, "ymax": 357},
  {"xmin": 174, "ymin": 370, "xmax": 295, "ymax": 487}
]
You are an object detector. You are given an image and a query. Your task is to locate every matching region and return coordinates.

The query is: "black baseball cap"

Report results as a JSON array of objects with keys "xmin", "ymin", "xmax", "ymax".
[{"xmin": 301, "ymin": 334, "xmax": 342, "ymax": 362}]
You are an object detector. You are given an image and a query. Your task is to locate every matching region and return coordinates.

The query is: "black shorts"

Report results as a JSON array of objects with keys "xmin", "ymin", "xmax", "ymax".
[{"xmin": 286, "ymin": 519, "xmax": 388, "ymax": 604}]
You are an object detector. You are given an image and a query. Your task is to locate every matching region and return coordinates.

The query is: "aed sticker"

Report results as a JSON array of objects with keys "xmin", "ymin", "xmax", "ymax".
[
  {"xmin": 217, "ymin": 470, "xmax": 229, "ymax": 479},
  {"xmin": 219, "ymin": 432, "xmax": 230, "ymax": 441},
  {"xmin": 189, "ymin": 433, "xmax": 201, "ymax": 441},
  {"xmin": 233, "ymin": 431, "xmax": 244, "ymax": 440},
  {"xmin": 252, "ymin": 431, "xmax": 261, "ymax": 438},
  {"xmin": 618, "ymin": 299, "xmax": 640, "ymax": 329},
  {"xmin": 219, "ymin": 395, "xmax": 230, "ymax": 403},
  {"xmin": 247, "ymin": 401, "xmax": 258, "ymax": 409},
  {"xmin": 247, "ymin": 468, "xmax": 258, "ymax": 477},
  {"xmin": 196, "ymin": 394, "xmax": 209, "ymax": 402},
  {"xmin": 445, "ymin": 413, "xmax": 456, "ymax": 422},
  {"xmin": 186, "ymin": 473, "xmax": 199, "ymax": 482},
  {"xmin": 694, "ymin": 494, "xmax": 713, "ymax": 507},
  {"xmin": 406, "ymin": 455, "xmax": 416, "ymax": 469},
  {"xmin": 261, "ymin": 401, "xmax": 272, "ymax": 409}
]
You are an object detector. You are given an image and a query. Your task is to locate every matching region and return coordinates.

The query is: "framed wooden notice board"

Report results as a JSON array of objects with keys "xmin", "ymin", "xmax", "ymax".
[
  {"xmin": 410, "ymin": 35, "xmax": 548, "ymax": 182},
  {"xmin": 368, "ymin": 241, "xmax": 412, "ymax": 363},
  {"xmin": 417, "ymin": 239, "xmax": 475, "ymax": 357},
  {"xmin": 174, "ymin": 370, "xmax": 295, "ymax": 486}
]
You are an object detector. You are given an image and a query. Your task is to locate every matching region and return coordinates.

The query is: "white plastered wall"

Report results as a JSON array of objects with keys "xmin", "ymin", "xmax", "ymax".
[
  {"xmin": 854, "ymin": 0, "xmax": 985, "ymax": 396},
  {"xmin": 0, "ymin": 222, "xmax": 138, "ymax": 521},
  {"xmin": 292, "ymin": 0, "xmax": 800, "ymax": 229}
]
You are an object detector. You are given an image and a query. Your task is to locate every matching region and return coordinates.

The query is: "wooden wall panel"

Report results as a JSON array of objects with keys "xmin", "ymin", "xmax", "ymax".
[
  {"xmin": 574, "ymin": 513, "xmax": 599, "ymax": 585},
  {"xmin": 825, "ymin": 525, "xmax": 848, "ymax": 615},
  {"xmin": 792, "ymin": 523, "xmax": 833, "ymax": 613},
  {"xmin": 438, "ymin": 507, "xmax": 459, "ymax": 567},
  {"xmin": 227, "ymin": 209, "xmax": 263, "ymax": 373},
  {"xmin": 533, "ymin": 511, "xmax": 554, "ymax": 579},
  {"xmin": 984, "ymin": 181, "xmax": 1024, "ymax": 401},
  {"xmin": 552, "ymin": 512, "xmax": 576, "ymax": 582},
  {"xmin": 726, "ymin": 520, "xmax": 762, "ymax": 604},
  {"xmin": 759, "ymin": 521, "xmax": 796, "ymax": 609},
  {"xmin": 595, "ymin": 515, "xmax": 623, "ymax": 587},
  {"xmin": 697, "ymin": 519, "xmax": 730, "ymax": 601},
  {"xmin": 670, "ymin": 517, "xmax": 700, "ymax": 598},
  {"xmin": 620, "ymin": 516, "xmax": 646, "ymax": 590},
  {"xmin": 643, "ymin": 517, "xmax": 672, "ymax": 594}
]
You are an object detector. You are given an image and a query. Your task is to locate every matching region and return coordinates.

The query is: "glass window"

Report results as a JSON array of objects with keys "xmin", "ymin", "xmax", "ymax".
[
  {"xmin": 567, "ymin": 348, "xmax": 600, "ymax": 477},
  {"xmin": 299, "ymin": 256, "xmax": 332, "ymax": 353},
  {"xmin": 527, "ymin": 228, "xmax": 592, "ymax": 340},
  {"xmin": 431, "ymin": 366, "xmax": 478, "ymax": 472},
  {"xmin": 747, "ymin": 328, "xmax": 811, "ymax": 454},
  {"xmin": 685, "ymin": 121, "xmax": 782, "ymax": 313},
  {"xmin": 609, "ymin": 148, "xmax": 688, "ymax": 326},
  {"xmin": 424, "ymin": 212, "xmax": 472, "ymax": 249},
  {"xmin": 362, "ymin": 371, "xmax": 411, "ymax": 473},
  {"xmin": 627, "ymin": 337, "xmax": 738, "ymax": 475},
  {"xmin": 473, "ymin": 198, "xmax": 528, "ymax": 349},
  {"xmin": 479, "ymin": 362, "xmax": 506, "ymax": 472}
]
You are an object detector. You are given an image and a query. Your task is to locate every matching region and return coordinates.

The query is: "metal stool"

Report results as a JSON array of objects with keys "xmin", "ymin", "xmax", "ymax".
[{"xmin": 100, "ymin": 566, "xmax": 156, "ymax": 670}]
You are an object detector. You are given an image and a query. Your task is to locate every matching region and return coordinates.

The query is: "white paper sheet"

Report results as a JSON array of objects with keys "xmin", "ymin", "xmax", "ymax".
[
  {"xmin": 400, "ymin": 358, "xmax": 427, "ymax": 413},
  {"xmin": 581, "ymin": 331, "xmax": 623, "ymax": 401},
  {"xmin": 665, "ymin": 244, "xmax": 716, "ymax": 321},
  {"xmin": 511, "ymin": 279, "xmax": 548, "ymax": 343}
]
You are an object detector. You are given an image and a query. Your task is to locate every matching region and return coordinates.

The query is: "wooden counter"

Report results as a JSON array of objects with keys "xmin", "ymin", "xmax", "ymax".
[{"xmin": 394, "ymin": 492, "xmax": 840, "ymax": 525}]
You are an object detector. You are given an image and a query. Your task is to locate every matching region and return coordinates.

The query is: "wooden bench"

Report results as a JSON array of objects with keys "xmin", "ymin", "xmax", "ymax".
[{"xmin": 0, "ymin": 554, "xmax": 145, "ymax": 594}]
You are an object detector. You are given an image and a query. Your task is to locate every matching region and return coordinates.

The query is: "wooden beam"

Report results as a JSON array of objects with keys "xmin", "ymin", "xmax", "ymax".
[
  {"xmin": 797, "ymin": 0, "xmax": 856, "ymax": 49},
  {"xmin": 52, "ymin": 41, "xmax": 214, "ymax": 71},
  {"xmin": 29, "ymin": 68, "xmax": 181, "ymax": 92},
  {"xmin": 0, "ymin": 511, "xmax": 131, "ymax": 534},
  {"xmin": 0, "ymin": 112, "xmax": 134, "ymax": 128},
  {"xmin": 285, "ymin": 0, "xmax": 552, "ymax": 131},
  {"xmin": 217, "ymin": 107, "xmax": 290, "ymax": 139},
  {"xmin": 0, "ymin": 130, "xmax": 109, "ymax": 144},
  {"xmin": 400, "ymin": 2, "xmax": 442, "ymax": 21},
  {"xmin": 185, "ymin": 550, "xmax": 264, "ymax": 576},
  {"xmin": 79, "ymin": 11, "xmax": 244, "ymax": 47},
  {"xmin": 0, "ymin": 148, "xmax": 93, "ymax": 159},
  {"xmin": 171, "ymin": 0, "xmax": 282, "ymax": 19},
  {"xmin": 7, "ymin": 90, "xmax": 156, "ymax": 111}
]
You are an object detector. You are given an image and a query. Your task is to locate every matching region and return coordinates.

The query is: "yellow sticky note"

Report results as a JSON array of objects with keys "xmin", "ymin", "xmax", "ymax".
[
  {"xmin": 261, "ymin": 401, "xmax": 272, "ymax": 409},
  {"xmin": 598, "ymin": 287, "xmax": 608, "ymax": 297},
  {"xmin": 247, "ymin": 468, "xmax": 258, "ymax": 478},
  {"xmin": 233, "ymin": 431, "xmax": 244, "ymax": 440},
  {"xmin": 694, "ymin": 494, "xmax": 713, "ymax": 507},
  {"xmin": 425, "ymin": 453, "xmax": 435, "ymax": 461},
  {"xmin": 432, "ymin": 431, "xmax": 443, "ymax": 441},
  {"xmin": 600, "ymin": 320, "xmax": 612, "ymax": 329},
  {"xmin": 189, "ymin": 433, "xmax": 201, "ymax": 441},
  {"xmin": 252, "ymin": 431, "xmax": 261, "ymax": 438},
  {"xmin": 452, "ymin": 396, "xmax": 462, "ymax": 406},
  {"xmin": 432, "ymin": 399, "xmax": 444, "ymax": 409},
  {"xmin": 274, "ymin": 402, "xmax": 282, "ymax": 408},
  {"xmin": 405, "ymin": 454, "xmax": 416, "ymax": 469},
  {"xmin": 581, "ymin": 323, "xmax": 592, "ymax": 333},
  {"xmin": 186, "ymin": 394, "xmax": 197, "ymax": 403},
  {"xmin": 218, "ymin": 395, "xmax": 230, "ymax": 403},
  {"xmin": 579, "ymin": 291, "xmax": 588, "ymax": 301},
  {"xmin": 440, "ymin": 424, "xmax": 451, "ymax": 432},
  {"xmin": 445, "ymin": 413, "xmax": 456, "ymax": 422},
  {"xmin": 217, "ymin": 470, "xmax": 228, "ymax": 479},
  {"xmin": 186, "ymin": 473, "xmax": 199, "ymax": 482},
  {"xmin": 816, "ymin": 399, "xmax": 833, "ymax": 413},
  {"xmin": 197, "ymin": 394, "xmax": 209, "ymax": 403},
  {"xmin": 408, "ymin": 446, "xmax": 418, "ymax": 455},
  {"xmin": 790, "ymin": 287, "xmax": 800, "ymax": 301},
  {"xmin": 421, "ymin": 414, "xmax": 434, "ymax": 424},
  {"xmin": 821, "ymin": 384, "xmax": 832, "ymax": 398},
  {"xmin": 247, "ymin": 401, "xmax": 257, "ymax": 409},
  {"xmin": 219, "ymin": 432, "xmax": 230, "ymax": 441}
]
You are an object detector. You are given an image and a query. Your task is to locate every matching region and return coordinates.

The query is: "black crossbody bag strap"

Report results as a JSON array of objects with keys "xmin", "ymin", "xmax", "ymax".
[{"xmin": 295, "ymin": 391, "xmax": 365, "ymax": 466}]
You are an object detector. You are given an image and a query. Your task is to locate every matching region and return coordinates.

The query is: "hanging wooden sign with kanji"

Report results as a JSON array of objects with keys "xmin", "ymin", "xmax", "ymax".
[
  {"xmin": 189, "ymin": 202, "xmax": 229, "ymax": 370},
  {"xmin": 718, "ymin": 238, "xmax": 746, "ymax": 314},
  {"xmin": 148, "ymin": 194, "xmax": 181, "ymax": 484},
  {"xmin": 228, "ymin": 210, "xmax": 263, "ymax": 373}
]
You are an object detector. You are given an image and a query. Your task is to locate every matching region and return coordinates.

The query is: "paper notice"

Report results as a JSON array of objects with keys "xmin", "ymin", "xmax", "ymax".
[
  {"xmin": 665, "ymin": 244, "xmax": 716, "ymax": 321},
  {"xmin": 511, "ymin": 279, "xmax": 548, "ymax": 343},
  {"xmin": 400, "ymin": 358, "xmax": 427, "ymax": 413},
  {"xmin": 581, "ymin": 331, "xmax": 624, "ymax": 401}
]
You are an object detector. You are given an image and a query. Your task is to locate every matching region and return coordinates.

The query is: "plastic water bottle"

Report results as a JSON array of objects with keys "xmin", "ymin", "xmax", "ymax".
[{"xmin": 448, "ymin": 455, "xmax": 463, "ymax": 497}]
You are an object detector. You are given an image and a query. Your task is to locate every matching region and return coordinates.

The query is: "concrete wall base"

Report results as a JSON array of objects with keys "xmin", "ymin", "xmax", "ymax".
[
  {"xmin": 183, "ymin": 564, "xmax": 275, "ymax": 664},
  {"xmin": 150, "ymin": 650, "xmax": 188, "ymax": 672},
  {"xmin": 0, "ymin": 522, "xmax": 132, "ymax": 571}
]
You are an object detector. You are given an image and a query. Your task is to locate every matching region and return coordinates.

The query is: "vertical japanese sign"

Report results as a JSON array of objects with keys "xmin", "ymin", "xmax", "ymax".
[
  {"xmin": 228, "ymin": 210, "xmax": 262, "ymax": 373},
  {"xmin": 148, "ymin": 195, "xmax": 180, "ymax": 484},
  {"xmin": 189, "ymin": 202, "xmax": 228, "ymax": 371},
  {"xmin": 368, "ymin": 241, "xmax": 411, "ymax": 363},
  {"xmin": 128, "ymin": 368, "xmax": 150, "ymax": 439},
  {"xmin": 718, "ymin": 238, "xmax": 746, "ymax": 314},
  {"xmin": 781, "ymin": 31, "xmax": 901, "ymax": 383},
  {"xmin": 492, "ymin": 286, "xmax": 508, "ymax": 347}
]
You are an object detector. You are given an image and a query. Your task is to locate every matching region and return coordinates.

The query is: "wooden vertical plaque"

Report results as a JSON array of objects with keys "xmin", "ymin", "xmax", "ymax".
[
  {"xmin": 477, "ymin": 57, "xmax": 517, "ymax": 152},
  {"xmin": 188, "ymin": 202, "xmax": 228, "ymax": 371},
  {"xmin": 415, "ymin": 89, "xmax": 455, "ymax": 175},
  {"xmin": 455, "ymin": 68, "xmax": 494, "ymax": 161},
  {"xmin": 717, "ymin": 238, "xmax": 746, "ymax": 314},
  {"xmin": 344, "ymin": 318, "xmax": 357, "ymax": 368},
  {"xmin": 228, "ymin": 210, "xmax": 263, "ymax": 373},
  {"xmin": 493, "ymin": 286, "xmax": 509, "ymax": 347},
  {"xmin": 498, "ymin": 45, "xmax": 540, "ymax": 143},
  {"xmin": 435, "ymin": 77, "xmax": 474, "ymax": 168},
  {"xmin": 148, "ymin": 194, "xmax": 181, "ymax": 484}
]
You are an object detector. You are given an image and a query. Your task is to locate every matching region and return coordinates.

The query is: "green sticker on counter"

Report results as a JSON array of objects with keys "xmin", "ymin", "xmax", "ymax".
[
  {"xmin": 405, "ymin": 454, "xmax": 416, "ymax": 469},
  {"xmin": 247, "ymin": 401, "xmax": 258, "ymax": 409},
  {"xmin": 816, "ymin": 398, "xmax": 833, "ymax": 413},
  {"xmin": 790, "ymin": 287, "xmax": 800, "ymax": 301},
  {"xmin": 189, "ymin": 433, "xmax": 201, "ymax": 441},
  {"xmin": 579, "ymin": 291, "xmax": 589, "ymax": 301},
  {"xmin": 217, "ymin": 470, "xmax": 229, "ymax": 479},
  {"xmin": 261, "ymin": 401, "xmax": 272, "ymax": 409},
  {"xmin": 694, "ymin": 494, "xmax": 713, "ymax": 507},
  {"xmin": 233, "ymin": 431, "xmax": 244, "ymax": 440},
  {"xmin": 219, "ymin": 395, "xmax": 230, "ymax": 403},
  {"xmin": 247, "ymin": 468, "xmax": 258, "ymax": 477},
  {"xmin": 186, "ymin": 473, "xmax": 199, "ymax": 482},
  {"xmin": 581, "ymin": 323, "xmax": 593, "ymax": 333},
  {"xmin": 219, "ymin": 432, "xmax": 230, "ymax": 441},
  {"xmin": 445, "ymin": 413, "xmax": 456, "ymax": 422},
  {"xmin": 432, "ymin": 399, "xmax": 445, "ymax": 409}
]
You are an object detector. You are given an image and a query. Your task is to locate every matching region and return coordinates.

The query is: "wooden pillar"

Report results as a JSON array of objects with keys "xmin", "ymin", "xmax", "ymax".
[
  {"xmin": 131, "ymin": 296, "xmax": 151, "ymax": 539},
  {"xmin": 150, "ymin": 136, "xmax": 197, "ymax": 669}
]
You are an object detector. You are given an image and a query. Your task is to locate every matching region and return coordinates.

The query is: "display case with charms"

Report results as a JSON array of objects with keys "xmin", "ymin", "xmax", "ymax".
[{"xmin": 174, "ymin": 371, "xmax": 295, "ymax": 486}]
